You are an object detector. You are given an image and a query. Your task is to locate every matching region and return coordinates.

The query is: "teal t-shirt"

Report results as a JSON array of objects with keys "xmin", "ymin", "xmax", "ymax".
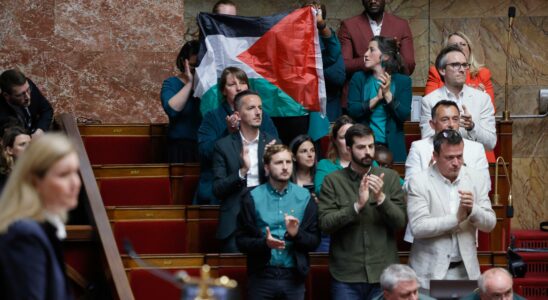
[{"xmin": 362, "ymin": 76, "xmax": 395, "ymax": 144}]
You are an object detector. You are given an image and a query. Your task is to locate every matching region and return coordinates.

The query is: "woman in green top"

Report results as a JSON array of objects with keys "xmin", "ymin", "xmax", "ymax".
[{"xmin": 347, "ymin": 36, "xmax": 412, "ymax": 162}]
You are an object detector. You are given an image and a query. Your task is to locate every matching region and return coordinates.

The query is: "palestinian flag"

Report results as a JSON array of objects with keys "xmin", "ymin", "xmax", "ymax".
[{"xmin": 194, "ymin": 7, "xmax": 327, "ymax": 122}]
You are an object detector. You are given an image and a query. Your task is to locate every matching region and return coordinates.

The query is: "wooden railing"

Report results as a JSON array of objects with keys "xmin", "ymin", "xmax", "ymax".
[{"xmin": 58, "ymin": 113, "xmax": 134, "ymax": 300}]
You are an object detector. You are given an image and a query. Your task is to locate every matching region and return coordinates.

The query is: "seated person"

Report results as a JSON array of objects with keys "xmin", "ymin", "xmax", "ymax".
[
  {"xmin": 212, "ymin": 90, "xmax": 280, "ymax": 252},
  {"xmin": 197, "ymin": 67, "xmax": 278, "ymax": 204},
  {"xmin": 0, "ymin": 69, "xmax": 53, "ymax": 139},
  {"xmin": 160, "ymin": 40, "xmax": 202, "ymax": 163},
  {"xmin": 374, "ymin": 144, "xmax": 404, "ymax": 186},
  {"xmin": 0, "ymin": 126, "xmax": 31, "ymax": 192},
  {"xmin": 347, "ymin": 36, "xmax": 412, "ymax": 163},
  {"xmin": 373, "ymin": 264, "xmax": 434, "ymax": 300},
  {"xmin": 460, "ymin": 267, "xmax": 525, "ymax": 300},
  {"xmin": 425, "ymin": 31, "xmax": 494, "ymax": 105}
]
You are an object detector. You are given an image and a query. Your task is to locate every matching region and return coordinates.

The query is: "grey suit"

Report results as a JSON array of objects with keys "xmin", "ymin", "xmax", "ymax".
[
  {"xmin": 212, "ymin": 131, "xmax": 278, "ymax": 252},
  {"xmin": 407, "ymin": 165, "xmax": 496, "ymax": 289}
]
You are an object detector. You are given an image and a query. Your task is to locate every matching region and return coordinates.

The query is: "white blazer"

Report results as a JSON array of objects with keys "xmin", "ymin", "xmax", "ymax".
[
  {"xmin": 419, "ymin": 85, "xmax": 496, "ymax": 150},
  {"xmin": 407, "ymin": 165, "xmax": 496, "ymax": 289}
]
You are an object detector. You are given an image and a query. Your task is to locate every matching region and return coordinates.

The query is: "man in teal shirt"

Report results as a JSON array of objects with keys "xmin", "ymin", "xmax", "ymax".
[
  {"xmin": 318, "ymin": 124, "xmax": 406, "ymax": 299},
  {"xmin": 236, "ymin": 144, "xmax": 320, "ymax": 300}
]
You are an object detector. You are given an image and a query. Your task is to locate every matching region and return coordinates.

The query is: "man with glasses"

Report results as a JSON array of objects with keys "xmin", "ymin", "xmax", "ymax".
[
  {"xmin": 419, "ymin": 45, "xmax": 496, "ymax": 152},
  {"xmin": 0, "ymin": 69, "xmax": 53, "ymax": 138},
  {"xmin": 406, "ymin": 129, "xmax": 496, "ymax": 291}
]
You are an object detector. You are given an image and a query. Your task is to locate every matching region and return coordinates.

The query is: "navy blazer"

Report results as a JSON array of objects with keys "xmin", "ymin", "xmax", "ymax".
[
  {"xmin": 212, "ymin": 131, "xmax": 279, "ymax": 239},
  {"xmin": 0, "ymin": 79, "xmax": 54, "ymax": 134},
  {"xmin": 0, "ymin": 219, "xmax": 72, "ymax": 300}
]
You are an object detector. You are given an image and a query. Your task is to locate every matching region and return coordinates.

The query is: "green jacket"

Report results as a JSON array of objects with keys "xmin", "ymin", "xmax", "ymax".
[
  {"xmin": 318, "ymin": 166, "xmax": 406, "ymax": 283},
  {"xmin": 460, "ymin": 291, "xmax": 526, "ymax": 300}
]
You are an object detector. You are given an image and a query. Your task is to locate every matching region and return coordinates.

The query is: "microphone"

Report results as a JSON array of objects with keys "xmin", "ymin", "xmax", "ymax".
[{"xmin": 508, "ymin": 7, "xmax": 516, "ymax": 28}]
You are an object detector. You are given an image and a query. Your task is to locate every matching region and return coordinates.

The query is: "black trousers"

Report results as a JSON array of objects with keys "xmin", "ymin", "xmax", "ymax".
[{"xmin": 248, "ymin": 267, "xmax": 305, "ymax": 300}]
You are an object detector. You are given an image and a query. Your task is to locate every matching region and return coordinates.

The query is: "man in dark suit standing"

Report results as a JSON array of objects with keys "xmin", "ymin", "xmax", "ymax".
[
  {"xmin": 0, "ymin": 69, "xmax": 53, "ymax": 138},
  {"xmin": 212, "ymin": 90, "xmax": 279, "ymax": 253},
  {"xmin": 338, "ymin": 0, "xmax": 415, "ymax": 107}
]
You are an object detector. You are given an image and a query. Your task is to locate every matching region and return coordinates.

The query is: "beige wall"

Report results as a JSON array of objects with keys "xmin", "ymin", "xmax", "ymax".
[{"xmin": 0, "ymin": 0, "xmax": 546, "ymax": 228}]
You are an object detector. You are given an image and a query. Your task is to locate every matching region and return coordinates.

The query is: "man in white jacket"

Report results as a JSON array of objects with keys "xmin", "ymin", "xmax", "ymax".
[
  {"xmin": 407, "ymin": 130, "xmax": 496, "ymax": 290},
  {"xmin": 419, "ymin": 45, "xmax": 496, "ymax": 151}
]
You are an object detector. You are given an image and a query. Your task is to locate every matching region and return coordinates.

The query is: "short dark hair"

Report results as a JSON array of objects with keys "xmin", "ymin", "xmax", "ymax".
[
  {"xmin": 435, "ymin": 44, "xmax": 465, "ymax": 76},
  {"xmin": 431, "ymin": 100, "xmax": 460, "ymax": 119},
  {"xmin": 175, "ymin": 40, "xmax": 200, "ymax": 73},
  {"xmin": 219, "ymin": 67, "xmax": 249, "ymax": 97},
  {"xmin": 234, "ymin": 90, "xmax": 260, "ymax": 111},
  {"xmin": 263, "ymin": 144, "xmax": 291, "ymax": 165},
  {"xmin": 433, "ymin": 129, "xmax": 463, "ymax": 153},
  {"xmin": 0, "ymin": 69, "xmax": 27, "ymax": 95},
  {"xmin": 212, "ymin": 0, "xmax": 236, "ymax": 13},
  {"xmin": 371, "ymin": 36, "xmax": 404, "ymax": 74},
  {"xmin": 345, "ymin": 124, "xmax": 374, "ymax": 148}
]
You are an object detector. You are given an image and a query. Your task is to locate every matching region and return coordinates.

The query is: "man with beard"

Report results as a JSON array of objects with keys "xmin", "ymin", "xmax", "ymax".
[
  {"xmin": 407, "ymin": 129, "xmax": 496, "ymax": 291},
  {"xmin": 318, "ymin": 124, "xmax": 406, "ymax": 299},
  {"xmin": 0, "ymin": 69, "xmax": 53, "ymax": 139},
  {"xmin": 338, "ymin": 0, "xmax": 415, "ymax": 108},
  {"xmin": 236, "ymin": 144, "xmax": 320, "ymax": 300},
  {"xmin": 212, "ymin": 90, "xmax": 279, "ymax": 253},
  {"xmin": 419, "ymin": 45, "xmax": 496, "ymax": 152}
]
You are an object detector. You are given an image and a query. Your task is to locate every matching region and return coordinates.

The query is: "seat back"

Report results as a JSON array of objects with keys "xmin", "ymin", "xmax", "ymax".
[{"xmin": 113, "ymin": 220, "xmax": 187, "ymax": 254}]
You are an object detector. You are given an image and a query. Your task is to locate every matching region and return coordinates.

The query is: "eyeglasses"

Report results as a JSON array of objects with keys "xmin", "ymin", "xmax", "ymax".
[{"xmin": 446, "ymin": 62, "xmax": 470, "ymax": 70}]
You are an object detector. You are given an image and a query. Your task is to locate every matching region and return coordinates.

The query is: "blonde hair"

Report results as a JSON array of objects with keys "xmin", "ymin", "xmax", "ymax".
[
  {"xmin": 443, "ymin": 31, "xmax": 484, "ymax": 77},
  {"xmin": 0, "ymin": 133, "xmax": 77, "ymax": 233}
]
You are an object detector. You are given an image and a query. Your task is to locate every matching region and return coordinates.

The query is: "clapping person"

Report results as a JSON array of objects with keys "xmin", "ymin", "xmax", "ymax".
[
  {"xmin": 0, "ymin": 134, "xmax": 81, "ymax": 299},
  {"xmin": 347, "ymin": 36, "xmax": 412, "ymax": 163}
]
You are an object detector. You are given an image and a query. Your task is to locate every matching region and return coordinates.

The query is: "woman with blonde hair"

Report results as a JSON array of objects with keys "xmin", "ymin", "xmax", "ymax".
[
  {"xmin": 0, "ymin": 133, "xmax": 80, "ymax": 300},
  {"xmin": 425, "ymin": 31, "xmax": 495, "ymax": 105}
]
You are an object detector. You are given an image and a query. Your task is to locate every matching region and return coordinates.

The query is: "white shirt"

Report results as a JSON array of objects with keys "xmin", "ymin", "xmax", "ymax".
[
  {"xmin": 43, "ymin": 211, "xmax": 67, "ymax": 240},
  {"xmin": 367, "ymin": 14, "xmax": 384, "ymax": 36},
  {"xmin": 240, "ymin": 131, "xmax": 260, "ymax": 187}
]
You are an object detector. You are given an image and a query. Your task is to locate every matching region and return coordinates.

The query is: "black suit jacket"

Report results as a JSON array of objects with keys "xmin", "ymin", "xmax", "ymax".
[
  {"xmin": 236, "ymin": 189, "xmax": 320, "ymax": 278},
  {"xmin": 0, "ymin": 79, "xmax": 53, "ymax": 133},
  {"xmin": 0, "ymin": 219, "xmax": 72, "ymax": 300},
  {"xmin": 212, "ymin": 131, "xmax": 278, "ymax": 239}
]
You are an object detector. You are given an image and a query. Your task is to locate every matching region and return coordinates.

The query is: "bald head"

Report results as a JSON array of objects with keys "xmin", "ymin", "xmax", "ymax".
[{"xmin": 479, "ymin": 268, "xmax": 514, "ymax": 300}]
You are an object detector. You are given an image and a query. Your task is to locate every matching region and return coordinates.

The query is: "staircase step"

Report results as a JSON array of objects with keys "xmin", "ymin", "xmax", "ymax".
[{"xmin": 513, "ymin": 278, "xmax": 548, "ymax": 300}]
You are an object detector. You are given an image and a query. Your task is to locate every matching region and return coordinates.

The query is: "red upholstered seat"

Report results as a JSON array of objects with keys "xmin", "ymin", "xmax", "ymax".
[
  {"xmin": 179, "ymin": 175, "xmax": 199, "ymax": 205},
  {"xmin": 513, "ymin": 277, "xmax": 548, "ymax": 300},
  {"xmin": 129, "ymin": 268, "xmax": 201, "ymax": 300},
  {"xmin": 83, "ymin": 136, "xmax": 153, "ymax": 164},
  {"xmin": 113, "ymin": 220, "xmax": 187, "ymax": 254},
  {"xmin": 517, "ymin": 252, "xmax": 548, "ymax": 278},
  {"xmin": 100, "ymin": 177, "xmax": 172, "ymax": 206},
  {"xmin": 512, "ymin": 230, "xmax": 548, "ymax": 249},
  {"xmin": 478, "ymin": 231, "xmax": 491, "ymax": 251},
  {"xmin": 197, "ymin": 219, "xmax": 220, "ymax": 253}
]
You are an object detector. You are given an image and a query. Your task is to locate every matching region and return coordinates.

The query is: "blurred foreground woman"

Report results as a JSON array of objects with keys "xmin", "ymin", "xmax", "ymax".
[{"xmin": 0, "ymin": 133, "xmax": 80, "ymax": 300}]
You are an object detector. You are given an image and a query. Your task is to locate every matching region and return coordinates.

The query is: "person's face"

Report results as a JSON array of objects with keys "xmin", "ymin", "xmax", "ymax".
[
  {"xmin": 349, "ymin": 135, "xmax": 375, "ymax": 169},
  {"xmin": 187, "ymin": 55, "xmax": 197, "ymax": 74},
  {"xmin": 439, "ymin": 51, "xmax": 467, "ymax": 89},
  {"xmin": 362, "ymin": 0, "xmax": 386, "ymax": 15},
  {"xmin": 6, "ymin": 134, "xmax": 31, "ymax": 159},
  {"xmin": 236, "ymin": 94, "xmax": 262, "ymax": 129},
  {"xmin": 375, "ymin": 151, "xmax": 393, "ymax": 168},
  {"xmin": 335, "ymin": 123, "xmax": 353, "ymax": 157},
  {"xmin": 364, "ymin": 40, "xmax": 383, "ymax": 70},
  {"xmin": 223, "ymin": 73, "xmax": 249, "ymax": 106},
  {"xmin": 3, "ymin": 81, "xmax": 31, "ymax": 107},
  {"xmin": 216, "ymin": 4, "xmax": 237, "ymax": 15},
  {"xmin": 480, "ymin": 274, "xmax": 514, "ymax": 300},
  {"xmin": 384, "ymin": 280, "xmax": 420, "ymax": 300},
  {"xmin": 266, "ymin": 150, "xmax": 293, "ymax": 183},
  {"xmin": 433, "ymin": 141, "xmax": 464, "ymax": 181},
  {"xmin": 430, "ymin": 105, "xmax": 461, "ymax": 133},
  {"xmin": 35, "ymin": 152, "xmax": 81, "ymax": 215},
  {"xmin": 448, "ymin": 35, "xmax": 470, "ymax": 60},
  {"xmin": 295, "ymin": 141, "xmax": 315, "ymax": 170}
]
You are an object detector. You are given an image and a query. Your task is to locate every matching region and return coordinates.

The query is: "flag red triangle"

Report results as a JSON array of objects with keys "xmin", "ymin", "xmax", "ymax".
[{"xmin": 237, "ymin": 8, "xmax": 320, "ymax": 111}]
